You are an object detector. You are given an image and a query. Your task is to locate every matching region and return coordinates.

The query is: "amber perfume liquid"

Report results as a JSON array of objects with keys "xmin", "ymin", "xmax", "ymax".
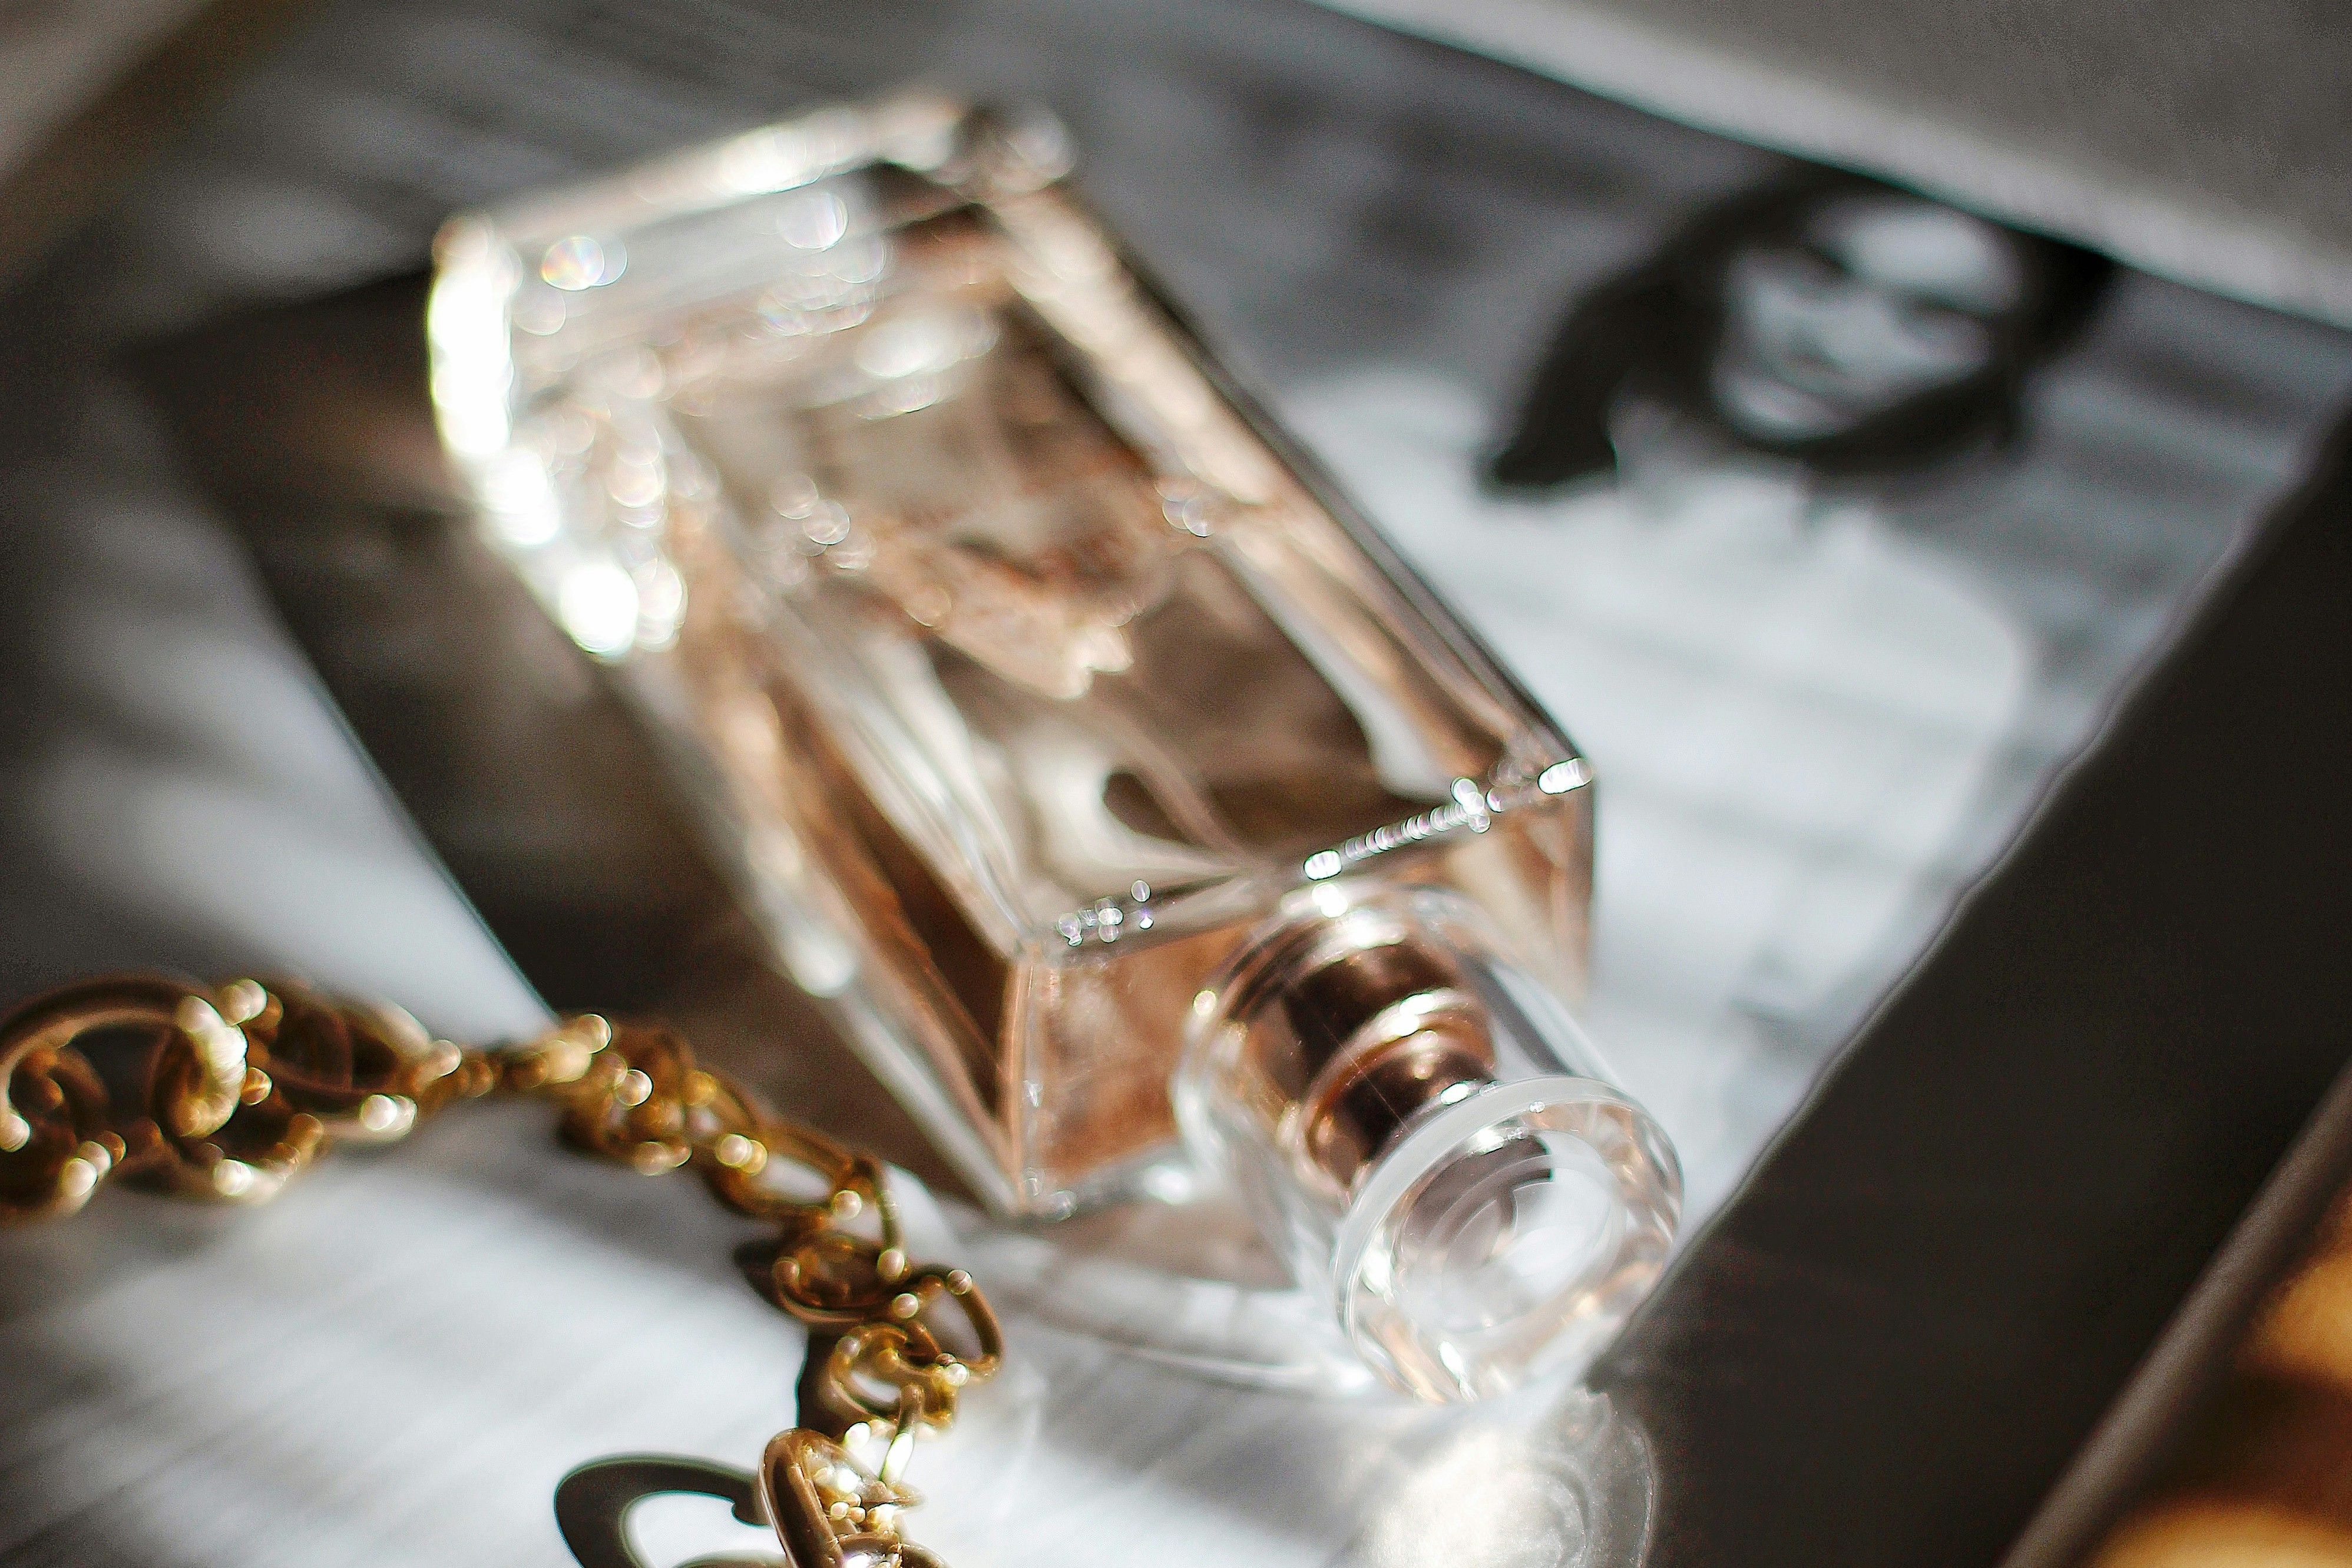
[{"xmin": 432, "ymin": 97, "xmax": 1677, "ymax": 1398}]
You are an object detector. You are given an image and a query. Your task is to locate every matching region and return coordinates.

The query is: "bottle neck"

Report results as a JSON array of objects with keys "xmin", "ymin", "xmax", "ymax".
[
  {"xmin": 1182, "ymin": 884, "xmax": 1682, "ymax": 1401},
  {"xmin": 1214, "ymin": 906, "xmax": 1500, "ymax": 1196}
]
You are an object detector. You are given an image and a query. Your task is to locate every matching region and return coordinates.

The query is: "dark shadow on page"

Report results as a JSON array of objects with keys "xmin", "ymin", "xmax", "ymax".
[
  {"xmin": 124, "ymin": 272, "xmax": 960, "ymax": 1198},
  {"xmin": 1592, "ymin": 413, "xmax": 2352, "ymax": 1566},
  {"xmin": 554, "ymin": 1455, "xmax": 763, "ymax": 1568}
]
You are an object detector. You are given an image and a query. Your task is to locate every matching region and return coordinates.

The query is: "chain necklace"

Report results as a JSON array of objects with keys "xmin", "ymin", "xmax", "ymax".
[{"xmin": 0, "ymin": 974, "xmax": 1000, "ymax": 1568}]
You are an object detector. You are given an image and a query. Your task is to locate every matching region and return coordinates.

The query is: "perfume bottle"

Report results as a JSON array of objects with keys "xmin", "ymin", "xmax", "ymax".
[{"xmin": 428, "ymin": 94, "xmax": 1678, "ymax": 1400}]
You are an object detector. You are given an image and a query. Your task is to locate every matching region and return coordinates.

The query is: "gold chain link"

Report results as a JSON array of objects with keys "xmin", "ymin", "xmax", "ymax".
[{"xmin": 0, "ymin": 974, "xmax": 995, "ymax": 1567}]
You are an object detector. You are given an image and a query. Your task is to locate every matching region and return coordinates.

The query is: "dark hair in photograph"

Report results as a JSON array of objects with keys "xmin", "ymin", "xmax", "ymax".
[{"xmin": 1486, "ymin": 169, "xmax": 2116, "ymax": 491}]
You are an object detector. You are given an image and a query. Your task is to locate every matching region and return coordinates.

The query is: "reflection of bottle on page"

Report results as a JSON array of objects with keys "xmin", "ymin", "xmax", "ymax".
[{"xmin": 1289, "ymin": 371, "xmax": 2030, "ymax": 1202}]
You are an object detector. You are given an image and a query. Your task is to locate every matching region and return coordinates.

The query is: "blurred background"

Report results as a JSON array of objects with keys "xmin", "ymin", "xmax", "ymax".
[{"xmin": 3, "ymin": 4, "xmax": 2350, "ymax": 1567}]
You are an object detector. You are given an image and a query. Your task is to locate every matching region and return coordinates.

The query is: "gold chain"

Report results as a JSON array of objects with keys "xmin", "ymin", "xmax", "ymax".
[{"xmin": 0, "ymin": 974, "xmax": 998, "ymax": 1567}]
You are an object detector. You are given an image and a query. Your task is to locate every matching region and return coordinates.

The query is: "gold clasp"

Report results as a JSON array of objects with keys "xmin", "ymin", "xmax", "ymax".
[{"xmin": 760, "ymin": 1427, "xmax": 947, "ymax": 1568}]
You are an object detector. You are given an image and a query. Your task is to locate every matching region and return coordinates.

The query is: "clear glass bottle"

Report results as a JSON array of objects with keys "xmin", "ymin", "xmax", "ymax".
[{"xmin": 428, "ymin": 94, "xmax": 1679, "ymax": 1399}]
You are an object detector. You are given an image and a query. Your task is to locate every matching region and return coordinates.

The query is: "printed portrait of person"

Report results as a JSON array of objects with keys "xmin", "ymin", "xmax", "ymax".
[
  {"xmin": 1288, "ymin": 171, "xmax": 2127, "ymax": 1215},
  {"xmin": 1485, "ymin": 170, "xmax": 2114, "ymax": 495}
]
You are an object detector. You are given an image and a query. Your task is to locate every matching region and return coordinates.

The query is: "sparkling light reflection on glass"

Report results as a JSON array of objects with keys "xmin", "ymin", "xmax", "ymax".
[
  {"xmin": 778, "ymin": 189, "xmax": 849, "ymax": 251},
  {"xmin": 558, "ymin": 561, "xmax": 640, "ymax": 658},
  {"xmin": 540, "ymin": 234, "xmax": 626, "ymax": 291},
  {"xmin": 480, "ymin": 449, "xmax": 561, "ymax": 548}
]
